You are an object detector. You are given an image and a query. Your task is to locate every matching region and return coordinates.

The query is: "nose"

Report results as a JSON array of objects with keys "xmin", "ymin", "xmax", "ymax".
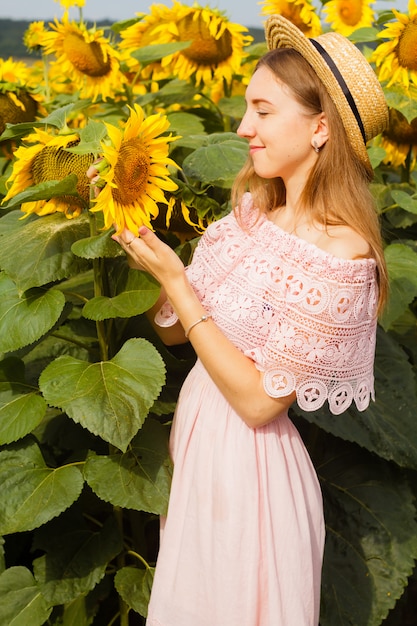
[{"xmin": 237, "ymin": 112, "xmax": 254, "ymax": 139}]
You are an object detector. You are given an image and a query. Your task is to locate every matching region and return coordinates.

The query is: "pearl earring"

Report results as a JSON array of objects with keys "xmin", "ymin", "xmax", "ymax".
[{"xmin": 313, "ymin": 141, "xmax": 320, "ymax": 153}]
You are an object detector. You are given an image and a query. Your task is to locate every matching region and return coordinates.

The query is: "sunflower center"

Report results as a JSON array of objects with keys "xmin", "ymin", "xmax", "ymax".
[
  {"xmin": 384, "ymin": 108, "xmax": 417, "ymax": 144},
  {"xmin": 112, "ymin": 138, "xmax": 150, "ymax": 205},
  {"xmin": 63, "ymin": 32, "xmax": 111, "ymax": 77},
  {"xmin": 177, "ymin": 14, "xmax": 233, "ymax": 65},
  {"xmin": 337, "ymin": 0, "xmax": 363, "ymax": 26},
  {"xmin": 396, "ymin": 19, "xmax": 417, "ymax": 70},
  {"xmin": 32, "ymin": 141, "xmax": 94, "ymax": 205},
  {"xmin": 0, "ymin": 90, "xmax": 37, "ymax": 135}
]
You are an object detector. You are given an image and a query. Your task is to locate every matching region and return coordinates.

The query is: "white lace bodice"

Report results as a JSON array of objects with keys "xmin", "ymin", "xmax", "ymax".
[{"xmin": 155, "ymin": 193, "xmax": 379, "ymax": 415}]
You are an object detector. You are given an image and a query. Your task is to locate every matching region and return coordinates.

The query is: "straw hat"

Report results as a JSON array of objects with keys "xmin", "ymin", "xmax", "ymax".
[{"xmin": 265, "ymin": 15, "xmax": 388, "ymax": 171}]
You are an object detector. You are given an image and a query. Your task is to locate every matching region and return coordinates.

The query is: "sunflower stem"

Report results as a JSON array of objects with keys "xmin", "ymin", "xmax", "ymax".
[
  {"xmin": 41, "ymin": 53, "xmax": 51, "ymax": 103},
  {"xmin": 114, "ymin": 505, "xmax": 130, "ymax": 626},
  {"xmin": 88, "ymin": 210, "xmax": 109, "ymax": 361},
  {"xmin": 402, "ymin": 145, "xmax": 412, "ymax": 183}
]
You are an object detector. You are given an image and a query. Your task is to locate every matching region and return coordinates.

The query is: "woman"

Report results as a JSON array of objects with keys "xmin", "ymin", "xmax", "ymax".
[{"xmin": 109, "ymin": 15, "xmax": 388, "ymax": 626}]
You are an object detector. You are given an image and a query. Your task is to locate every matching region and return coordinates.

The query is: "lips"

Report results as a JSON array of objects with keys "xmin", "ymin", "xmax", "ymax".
[{"xmin": 249, "ymin": 145, "xmax": 264, "ymax": 155}]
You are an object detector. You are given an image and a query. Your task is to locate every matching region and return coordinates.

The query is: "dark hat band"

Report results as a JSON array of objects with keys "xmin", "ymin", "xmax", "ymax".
[{"xmin": 310, "ymin": 39, "xmax": 366, "ymax": 144}]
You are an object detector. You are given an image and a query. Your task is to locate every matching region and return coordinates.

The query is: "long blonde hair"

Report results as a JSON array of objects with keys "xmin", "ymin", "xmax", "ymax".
[{"xmin": 232, "ymin": 48, "xmax": 388, "ymax": 312}]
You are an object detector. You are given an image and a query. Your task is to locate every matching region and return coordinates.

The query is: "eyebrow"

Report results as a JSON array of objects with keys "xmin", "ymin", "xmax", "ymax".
[{"xmin": 247, "ymin": 97, "xmax": 274, "ymax": 106}]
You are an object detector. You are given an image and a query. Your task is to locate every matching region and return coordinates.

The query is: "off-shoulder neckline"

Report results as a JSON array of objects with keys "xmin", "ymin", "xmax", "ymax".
[{"xmin": 231, "ymin": 193, "xmax": 376, "ymax": 269}]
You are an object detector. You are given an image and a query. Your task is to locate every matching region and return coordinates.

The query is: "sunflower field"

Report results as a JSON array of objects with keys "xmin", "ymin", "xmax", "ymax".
[{"xmin": 0, "ymin": 0, "xmax": 417, "ymax": 624}]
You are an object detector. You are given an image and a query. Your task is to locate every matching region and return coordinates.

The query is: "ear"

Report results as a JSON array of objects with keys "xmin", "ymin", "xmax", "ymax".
[{"xmin": 312, "ymin": 113, "xmax": 329, "ymax": 150}]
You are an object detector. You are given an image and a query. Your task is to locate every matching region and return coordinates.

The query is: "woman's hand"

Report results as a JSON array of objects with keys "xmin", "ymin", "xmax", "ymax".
[
  {"xmin": 112, "ymin": 226, "xmax": 186, "ymax": 287},
  {"xmin": 86, "ymin": 161, "xmax": 103, "ymax": 199}
]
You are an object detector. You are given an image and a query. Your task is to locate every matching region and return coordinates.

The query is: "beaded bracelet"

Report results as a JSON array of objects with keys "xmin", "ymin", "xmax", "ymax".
[{"xmin": 184, "ymin": 314, "xmax": 212, "ymax": 338}]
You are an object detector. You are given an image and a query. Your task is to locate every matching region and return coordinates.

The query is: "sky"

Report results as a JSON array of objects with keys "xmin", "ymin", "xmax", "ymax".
[{"xmin": 0, "ymin": 0, "xmax": 266, "ymax": 28}]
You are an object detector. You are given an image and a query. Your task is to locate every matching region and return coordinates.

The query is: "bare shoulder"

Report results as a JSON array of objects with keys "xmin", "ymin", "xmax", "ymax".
[{"xmin": 317, "ymin": 224, "xmax": 371, "ymax": 260}]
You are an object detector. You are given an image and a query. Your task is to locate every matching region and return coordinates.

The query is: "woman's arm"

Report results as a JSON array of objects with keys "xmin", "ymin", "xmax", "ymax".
[{"xmin": 114, "ymin": 226, "xmax": 296, "ymax": 429}]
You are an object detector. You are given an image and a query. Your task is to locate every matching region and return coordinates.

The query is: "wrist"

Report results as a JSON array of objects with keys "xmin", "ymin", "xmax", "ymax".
[{"xmin": 164, "ymin": 274, "xmax": 206, "ymax": 330}]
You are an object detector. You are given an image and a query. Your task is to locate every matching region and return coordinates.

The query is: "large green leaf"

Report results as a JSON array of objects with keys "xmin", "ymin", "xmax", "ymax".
[
  {"xmin": 295, "ymin": 328, "xmax": 417, "ymax": 469},
  {"xmin": 0, "ymin": 357, "xmax": 47, "ymax": 445},
  {"xmin": 380, "ymin": 242, "xmax": 417, "ymax": 330},
  {"xmin": 114, "ymin": 566, "xmax": 154, "ymax": 618},
  {"xmin": 0, "ymin": 272, "xmax": 66, "ymax": 352},
  {"xmin": 33, "ymin": 515, "xmax": 122, "ymax": 605},
  {"xmin": 0, "ymin": 567, "xmax": 52, "ymax": 626},
  {"xmin": 39, "ymin": 338, "xmax": 166, "ymax": 451},
  {"xmin": 84, "ymin": 418, "xmax": 172, "ymax": 515},
  {"xmin": 0, "ymin": 438, "xmax": 84, "ymax": 534},
  {"xmin": 1, "ymin": 175, "xmax": 80, "ymax": 210},
  {"xmin": 317, "ymin": 433, "xmax": 417, "ymax": 626},
  {"xmin": 82, "ymin": 270, "xmax": 160, "ymax": 320},
  {"xmin": 182, "ymin": 134, "xmax": 248, "ymax": 188},
  {"xmin": 0, "ymin": 211, "xmax": 91, "ymax": 291}
]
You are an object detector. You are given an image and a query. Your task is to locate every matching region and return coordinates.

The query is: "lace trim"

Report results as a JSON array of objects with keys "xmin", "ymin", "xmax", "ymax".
[{"xmin": 154, "ymin": 300, "xmax": 178, "ymax": 327}]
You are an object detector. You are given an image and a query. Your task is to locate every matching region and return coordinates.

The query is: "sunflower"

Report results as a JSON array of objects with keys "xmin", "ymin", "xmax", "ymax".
[
  {"xmin": 41, "ymin": 15, "xmax": 125, "ymax": 101},
  {"xmin": 55, "ymin": 0, "xmax": 85, "ymax": 9},
  {"xmin": 378, "ymin": 107, "xmax": 417, "ymax": 167},
  {"xmin": 259, "ymin": 0, "xmax": 322, "ymax": 36},
  {"xmin": 323, "ymin": 0, "xmax": 375, "ymax": 36},
  {"xmin": 119, "ymin": 1, "xmax": 252, "ymax": 87},
  {"xmin": 2, "ymin": 128, "xmax": 94, "ymax": 218},
  {"xmin": 372, "ymin": 0, "xmax": 417, "ymax": 89},
  {"xmin": 90, "ymin": 104, "xmax": 179, "ymax": 235},
  {"xmin": 23, "ymin": 21, "xmax": 49, "ymax": 51},
  {"xmin": 0, "ymin": 58, "xmax": 40, "ymax": 135}
]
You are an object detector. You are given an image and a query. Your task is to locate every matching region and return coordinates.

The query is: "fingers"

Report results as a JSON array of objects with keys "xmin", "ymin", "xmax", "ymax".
[{"xmin": 86, "ymin": 164, "xmax": 98, "ymax": 180}]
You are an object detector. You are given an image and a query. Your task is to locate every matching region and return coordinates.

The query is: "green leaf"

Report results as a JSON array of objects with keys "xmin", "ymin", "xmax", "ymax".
[
  {"xmin": 317, "ymin": 434, "xmax": 417, "ymax": 626},
  {"xmin": 0, "ymin": 357, "xmax": 47, "ymax": 445},
  {"xmin": 39, "ymin": 338, "xmax": 166, "ymax": 451},
  {"xmin": 295, "ymin": 328, "xmax": 417, "ymax": 469},
  {"xmin": 65, "ymin": 120, "xmax": 107, "ymax": 155},
  {"xmin": 0, "ymin": 273, "xmax": 66, "ymax": 352},
  {"xmin": 0, "ymin": 211, "xmax": 91, "ymax": 291},
  {"xmin": 380, "ymin": 242, "xmax": 417, "ymax": 329},
  {"xmin": 84, "ymin": 418, "xmax": 172, "ymax": 515},
  {"xmin": 131, "ymin": 41, "xmax": 191, "ymax": 64},
  {"xmin": 82, "ymin": 270, "xmax": 160, "ymax": 320},
  {"xmin": 384, "ymin": 85, "xmax": 417, "ymax": 124},
  {"xmin": 0, "ymin": 386, "xmax": 47, "ymax": 445},
  {"xmin": 40, "ymin": 103, "xmax": 87, "ymax": 130},
  {"xmin": 167, "ymin": 111, "xmax": 205, "ymax": 136},
  {"xmin": 182, "ymin": 137, "xmax": 248, "ymax": 188},
  {"xmin": 218, "ymin": 95, "xmax": 246, "ymax": 119},
  {"xmin": 1, "ymin": 175, "xmax": 80, "ymax": 210},
  {"xmin": 71, "ymin": 227, "xmax": 123, "ymax": 259},
  {"xmin": 0, "ymin": 438, "xmax": 84, "ymax": 534},
  {"xmin": 368, "ymin": 145, "xmax": 386, "ymax": 169},
  {"xmin": 114, "ymin": 566, "xmax": 154, "ymax": 618},
  {"xmin": 0, "ymin": 567, "xmax": 52, "ymax": 626},
  {"xmin": 33, "ymin": 516, "xmax": 122, "ymax": 605},
  {"xmin": 390, "ymin": 189, "xmax": 417, "ymax": 214},
  {"xmin": 348, "ymin": 26, "xmax": 379, "ymax": 43}
]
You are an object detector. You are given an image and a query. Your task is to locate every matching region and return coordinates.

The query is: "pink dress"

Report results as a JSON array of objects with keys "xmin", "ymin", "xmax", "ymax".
[{"xmin": 146, "ymin": 193, "xmax": 378, "ymax": 626}]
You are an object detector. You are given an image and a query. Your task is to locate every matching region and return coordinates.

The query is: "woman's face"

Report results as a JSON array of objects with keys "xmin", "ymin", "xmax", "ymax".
[{"xmin": 237, "ymin": 65, "xmax": 322, "ymax": 185}]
